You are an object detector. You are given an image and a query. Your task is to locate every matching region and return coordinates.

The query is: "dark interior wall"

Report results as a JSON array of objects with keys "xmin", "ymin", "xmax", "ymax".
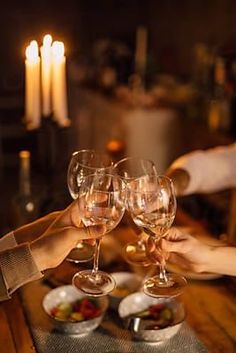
[
  {"xmin": 148, "ymin": 0, "xmax": 236, "ymax": 75},
  {"xmin": 1, "ymin": 0, "xmax": 236, "ymax": 97}
]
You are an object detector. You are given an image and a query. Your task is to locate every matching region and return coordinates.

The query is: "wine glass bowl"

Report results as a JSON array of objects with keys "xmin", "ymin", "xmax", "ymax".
[
  {"xmin": 67, "ymin": 149, "xmax": 113, "ymax": 200},
  {"xmin": 127, "ymin": 175, "xmax": 187, "ymax": 297},
  {"xmin": 72, "ymin": 173, "xmax": 126, "ymax": 296},
  {"xmin": 113, "ymin": 157, "xmax": 157, "ymax": 265},
  {"xmin": 67, "ymin": 149, "xmax": 113, "ymax": 263}
]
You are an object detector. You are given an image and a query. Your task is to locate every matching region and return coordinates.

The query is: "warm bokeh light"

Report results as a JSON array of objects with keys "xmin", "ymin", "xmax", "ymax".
[{"xmin": 52, "ymin": 41, "xmax": 64, "ymax": 58}]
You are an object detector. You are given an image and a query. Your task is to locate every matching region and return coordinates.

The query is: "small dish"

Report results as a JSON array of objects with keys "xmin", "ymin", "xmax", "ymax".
[
  {"xmin": 108, "ymin": 272, "xmax": 143, "ymax": 310},
  {"xmin": 118, "ymin": 292, "xmax": 185, "ymax": 344},
  {"xmin": 42, "ymin": 285, "xmax": 108, "ymax": 335}
]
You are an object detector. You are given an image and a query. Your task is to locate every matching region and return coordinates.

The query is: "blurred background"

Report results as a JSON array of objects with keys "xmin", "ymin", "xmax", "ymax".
[{"xmin": 0, "ymin": 0, "xmax": 235, "ymax": 237}]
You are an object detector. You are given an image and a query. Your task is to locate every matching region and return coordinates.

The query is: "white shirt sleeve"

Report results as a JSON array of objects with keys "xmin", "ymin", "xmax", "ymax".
[{"xmin": 169, "ymin": 143, "xmax": 236, "ymax": 195}]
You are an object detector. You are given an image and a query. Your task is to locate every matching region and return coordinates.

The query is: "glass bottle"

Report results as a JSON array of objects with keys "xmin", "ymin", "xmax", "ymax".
[{"xmin": 11, "ymin": 150, "xmax": 39, "ymax": 227}]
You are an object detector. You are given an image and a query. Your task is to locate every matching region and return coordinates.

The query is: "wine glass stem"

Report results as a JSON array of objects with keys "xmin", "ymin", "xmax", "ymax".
[
  {"xmin": 91, "ymin": 238, "xmax": 101, "ymax": 278},
  {"xmin": 156, "ymin": 235, "xmax": 168, "ymax": 284},
  {"xmin": 159, "ymin": 262, "xmax": 168, "ymax": 283}
]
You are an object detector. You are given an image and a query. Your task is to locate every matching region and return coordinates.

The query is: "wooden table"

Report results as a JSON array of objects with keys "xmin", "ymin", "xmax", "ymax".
[{"xmin": 0, "ymin": 209, "xmax": 236, "ymax": 353}]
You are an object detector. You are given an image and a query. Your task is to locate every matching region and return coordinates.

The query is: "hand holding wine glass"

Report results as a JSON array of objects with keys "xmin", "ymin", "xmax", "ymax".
[
  {"xmin": 72, "ymin": 173, "xmax": 125, "ymax": 296},
  {"xmin": 67, "ymin": 149, "xmax": 113, "ymax": 262},
  {"xmin": 127, "ymin": 175, "xmax": 187, "ymax": 297}
]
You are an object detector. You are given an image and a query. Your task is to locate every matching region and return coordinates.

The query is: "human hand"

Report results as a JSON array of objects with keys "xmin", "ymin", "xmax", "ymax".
[
  {"xmin": 30, "ymin": 200, "xmax": 104, "ymax": 272},
  {"xmin": 145, "ymin": 235, "xmax": 169, "ymax": 265},
  {"xmin": 159, "ymin": 227, "xmax": 213, "ymax": 273}
]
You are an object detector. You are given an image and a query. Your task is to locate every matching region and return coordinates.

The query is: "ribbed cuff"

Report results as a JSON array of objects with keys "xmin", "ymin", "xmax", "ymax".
[
  {"xmin": 0, "ymin": 231, "xmax": 17, "ymax": 251},
  {"xmin": 0, "ymin": 267, "xmax": 10, "ymax": 301},
  {"xmin": 0, "ymin": 243, "xmax": 43, "ymax": 296}
]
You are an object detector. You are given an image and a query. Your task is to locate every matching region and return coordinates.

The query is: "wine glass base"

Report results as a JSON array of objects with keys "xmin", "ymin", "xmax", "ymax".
[
  {"xmin": 124, "ymin": 242, "xmax": 150, "ymax": 266},
  {"xmin": 72, "ymin": 270, "xmax": 116, "ymax": 297},
  {"xmin": 66, "ymin": 243, "xmax": 95, "ymax": 263},
  {"xmin": 143, "ymin": 273, "xmax": 187, "ymax": 298}
]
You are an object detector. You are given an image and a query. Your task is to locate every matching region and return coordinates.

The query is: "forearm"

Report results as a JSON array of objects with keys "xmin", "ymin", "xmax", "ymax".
[
  {"xmin": 14, "ymin": 211, "xmax": 60, "ymax": 244},
  {"xmin": 203, "ymin": 246, "xmax": 236, "ymax": 276}
]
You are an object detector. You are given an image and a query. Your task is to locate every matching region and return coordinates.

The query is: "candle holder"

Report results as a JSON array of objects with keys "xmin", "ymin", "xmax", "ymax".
[{"xmin": 26, "ymin": 116, "xmax": 73, "ymax": 214}]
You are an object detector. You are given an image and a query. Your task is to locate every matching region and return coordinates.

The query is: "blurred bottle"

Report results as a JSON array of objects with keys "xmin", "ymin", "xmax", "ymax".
[
  {"xmin": 10, "ymin": 150, "xmax": 39, "ymax": 227},
  {"xmin": 229, "ymin": 60, "xmax": 236, "ymax": 137},
  {"xmin": 208, "ymin": 57, "xmax": 231, "ymax": 133}
]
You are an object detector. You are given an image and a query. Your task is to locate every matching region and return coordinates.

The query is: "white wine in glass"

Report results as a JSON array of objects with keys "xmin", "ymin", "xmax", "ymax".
[
  {"xmin": 72, "ymin": 173, "xmax": 126, "ymax": 296},
  {"xmin": 127, "ymin": 175, "xmax": 187, "ymax": 297},
  {"xmin": 67, "ymin": 149, "xmax": 113, "ymax": 262},
  {"xmin": 113, "ymin": 156, "xmax": 157, "ymax": 265}
]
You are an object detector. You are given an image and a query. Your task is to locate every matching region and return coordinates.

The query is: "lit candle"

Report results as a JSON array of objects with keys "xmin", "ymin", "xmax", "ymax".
[
  {"xmin": 51, "ymin": 41, "xmax": 70, "ymax": 127},
  {"xmin": 25, "ymin": 40, "xmax": 41, "ymax": 130},
  {"xmin": 40, "ymin": 34, "xmax": 53, "ymax": 117}
]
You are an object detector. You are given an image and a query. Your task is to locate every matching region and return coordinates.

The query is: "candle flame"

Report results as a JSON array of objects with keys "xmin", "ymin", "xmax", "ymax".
[
  {"xmin": 43, "ymin": 34, "xmax": 52, "ymax": 48},
  {"xmin": 26, "ymin": 40, "xmax": 39, "ymax": 61},
  {"xmin": 52, "ymin": 41, "xmax": 64, "ymax": 58}
]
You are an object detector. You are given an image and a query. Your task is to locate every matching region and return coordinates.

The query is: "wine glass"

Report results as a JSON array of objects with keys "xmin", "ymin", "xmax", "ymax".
[
  {"xmin": 127, "ymin": 175, "xmax": 187, "ymax": 297},
  {"xmin": 113, "ymin": 156, "xmax": 157, "ymax": 265},
  {"xmin": 72, "ymin": 173, "xmax": 125, "ymax": 296},
  {"xmin": 67, "ymin": 149, "xmax": 113, "ymax": 262}
]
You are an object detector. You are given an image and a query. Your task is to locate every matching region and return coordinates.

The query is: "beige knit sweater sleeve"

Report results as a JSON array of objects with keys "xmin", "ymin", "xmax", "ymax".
[{"xmin": 0, "ymin": 232, "xmax": 43, "ymax": 301}]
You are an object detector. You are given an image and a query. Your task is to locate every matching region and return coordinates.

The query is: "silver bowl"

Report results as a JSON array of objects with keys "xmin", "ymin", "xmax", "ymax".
[
  {"xmin": 108, "ymin": 272, "xmax": 142, "ymax": 310},
  {"xmin": 118, "ymin": 292, "xmax": 185, "ymax": 343},
  {"xmin": 42, "ymin": 285, "xmax": 108, "ymax": 335}
]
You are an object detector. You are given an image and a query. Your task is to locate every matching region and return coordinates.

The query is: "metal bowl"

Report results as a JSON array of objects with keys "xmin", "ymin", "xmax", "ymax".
[
  {"xmin": 108, "ymin": 272, "xmax": 143, "ymax": 310},
  {"xmin": 42, "ymin": 285, "xmax": 108, "ymax": 335},
  {"xmin": 118, "ymin": 292, "xmax": 185, "ymax": 343}
]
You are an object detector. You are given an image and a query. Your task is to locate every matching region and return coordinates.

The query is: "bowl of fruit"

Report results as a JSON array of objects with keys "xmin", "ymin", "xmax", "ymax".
[
  {"xmin": 118, "ymin": 292, "xmax": 185, "ymax": 343},
  {"xmin": 42, "ymin": 285, "xmax": 108, "ymax": 335}
]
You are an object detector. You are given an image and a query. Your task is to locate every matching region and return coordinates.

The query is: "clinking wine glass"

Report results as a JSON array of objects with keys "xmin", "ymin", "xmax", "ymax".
[
  {"xmin": 67, "ymin": 149, "xmax": 113, "ymax": 262},
  {"xmin": 72, "ymin": 173, "xmax": 125, "ymax": 296},
  {"xmin": 127, "ymin": 175, "xmax": 187, "ymax": 297},
  {"xmin": 113, "ymin": 156, "xmax": 157, "ymax": 265}
]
